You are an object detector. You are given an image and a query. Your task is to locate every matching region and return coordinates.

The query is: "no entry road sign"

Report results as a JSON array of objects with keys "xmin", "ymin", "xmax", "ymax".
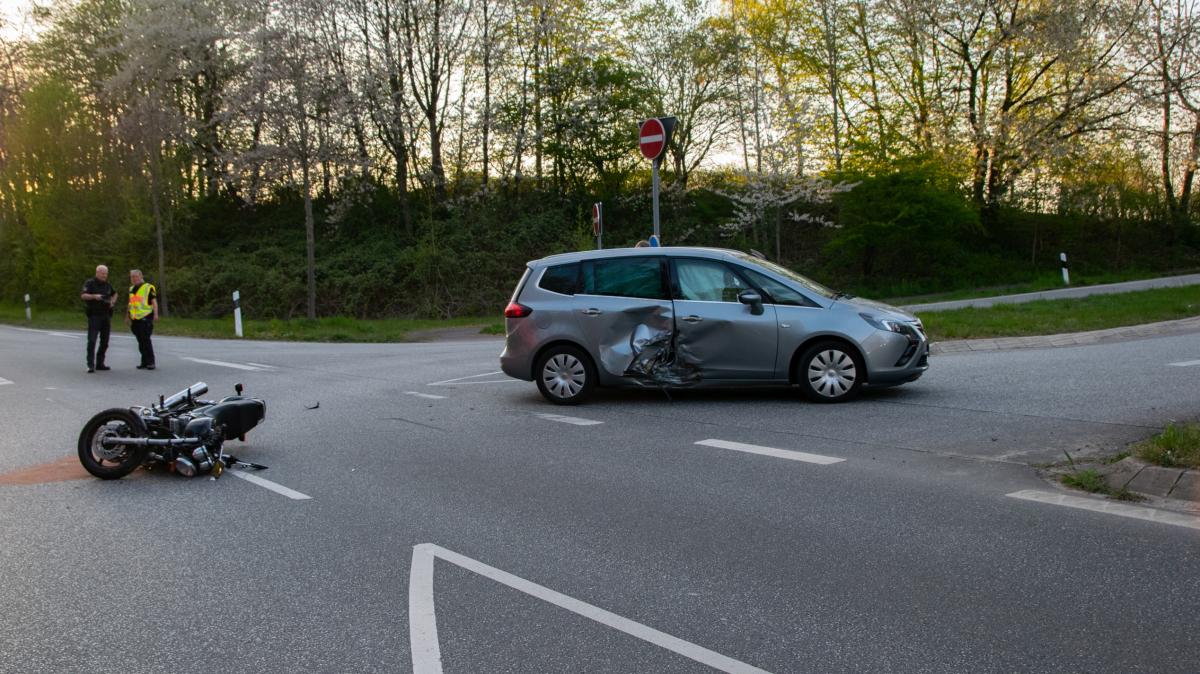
[{"xmin": 639, "ymin": 118, "xmax": 666, "ymax": 160}]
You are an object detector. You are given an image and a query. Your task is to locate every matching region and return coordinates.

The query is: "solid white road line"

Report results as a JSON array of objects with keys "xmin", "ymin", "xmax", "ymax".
[
  {"xmin": 181, "ymin": 357, "xmax": 265, "ymax": 371},
  {"xmin": 229, "ymin": 471, "xmax": 312, "ymax": 500},
  {"xmin": 428, "ymin": 370, "xmax": 514, "ymax": 386},
  {"xmin": 405, "ymin": 391, "xmax": 447, "ymax": 400},
  {"xmin": 408, "ymin": 543, "xmax": 770, "ymax": 674},
  {"xmin": 694, "ymin": 439, "xmax": 845, "ymax": 465},
  {"xmin": 1168, "ymin": 359, "xmax": 1200, "ymax": 367},
  {"xmin": 244, "ymin": 362, "xmax": 278, "ymax": 369},
  {"xmin": 0, "ymin": 377, "xmax": 12, "ymax": 386},
  {"xmin": 1007, "ymin": 490, "xmax": 1200, "ymax": 530},
  {"xmin": 535, "ymin": 413, "xmax": 603, "ymax": 426}
]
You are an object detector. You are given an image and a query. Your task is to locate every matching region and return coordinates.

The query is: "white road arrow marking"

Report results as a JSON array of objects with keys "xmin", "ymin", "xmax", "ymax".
[
  {"xmin": 428, "ymin": 370, "xmax": 516, "ymax": 386},
  {"xmin": 405, "ymin": 391, "xmax": 447, "ymax": 400},
  {"xmin": 408, "ymin": 543, "xmax": 770, "ymax": 674}
]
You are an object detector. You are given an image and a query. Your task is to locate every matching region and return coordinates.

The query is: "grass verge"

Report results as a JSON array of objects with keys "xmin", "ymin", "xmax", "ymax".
[
  {"xmin": 918, "ymin": 285, "xmax": 1200, "ymax": 340},
  {"xmin": 0, "ymin": 304, "xmax": 502, "ymax": 343},
  {"xmin": 1060, "ymin": 468, "xmax": 1143, "ymax": 501},
  {"xmin": 1135, "ymin": 423, "xmax": 1200, "ymax": 469}
]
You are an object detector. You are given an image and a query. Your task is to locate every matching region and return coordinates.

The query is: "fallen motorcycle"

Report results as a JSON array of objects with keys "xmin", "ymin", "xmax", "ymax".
[{"xmin": 77, "ymin": 382, "xmax": 266, "ymax": 480}]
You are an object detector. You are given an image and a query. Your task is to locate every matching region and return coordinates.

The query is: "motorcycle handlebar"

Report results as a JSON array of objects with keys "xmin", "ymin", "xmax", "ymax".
[{"xmin": 160, "ymin": 382, "xmax": 209, "ymax": 410}]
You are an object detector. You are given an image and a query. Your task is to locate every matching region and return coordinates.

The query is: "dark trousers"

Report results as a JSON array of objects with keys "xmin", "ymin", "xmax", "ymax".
[
  {"xmin": 130, "ymin": 318, "xmax": 155, "ymax": 367},
  {"xmin": 86, "ymin": 315, "xmax": 111, "ymax": 368}
]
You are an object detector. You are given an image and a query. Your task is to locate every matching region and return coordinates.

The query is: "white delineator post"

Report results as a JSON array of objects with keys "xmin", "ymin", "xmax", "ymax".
[
  {"xmin": 1060, "ymin": 252, "xmax": 1069, "ymax": 285},
  {"xmin": 233, "ymin": 290, "xmax": 243, "ymax": 338},
  {"xmin": 24, "ymin": 293, "xmax": 31, "ymax": 321}
]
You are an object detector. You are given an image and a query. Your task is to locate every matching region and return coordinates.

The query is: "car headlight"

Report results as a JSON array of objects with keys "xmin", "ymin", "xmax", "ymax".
[{"xmin": 860, "ymin": 313, "xmax": 919, "ymax": 340}]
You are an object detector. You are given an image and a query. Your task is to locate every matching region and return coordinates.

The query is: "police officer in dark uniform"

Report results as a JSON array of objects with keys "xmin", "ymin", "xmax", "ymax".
[{"xmin": 80, "ymin": 264, "xmax": 117, "ymax": 373}]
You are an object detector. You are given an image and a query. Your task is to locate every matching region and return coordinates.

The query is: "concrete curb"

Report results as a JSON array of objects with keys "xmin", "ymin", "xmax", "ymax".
[
  {"xmin": 903, "ymin": 272, "xmax": 1200, "ymax": 312},
  {"xmin": 930, "ymin": 315, "xmax": 1200, "ymax": 355}
]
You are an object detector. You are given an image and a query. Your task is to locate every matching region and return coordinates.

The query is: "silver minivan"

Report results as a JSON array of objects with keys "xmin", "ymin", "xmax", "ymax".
[{"xmin": 500, "ymin": 247, "xmax": 929, "ymax": 404}]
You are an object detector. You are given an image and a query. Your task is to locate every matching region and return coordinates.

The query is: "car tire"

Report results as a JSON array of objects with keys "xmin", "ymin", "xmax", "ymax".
[
  {"xmin": 796, "ymin": 341, "xmax": 864, "ymax": 403},
  {"xmin": 534, "ymin": 345, "xmax": 596, "ymax": 405}
]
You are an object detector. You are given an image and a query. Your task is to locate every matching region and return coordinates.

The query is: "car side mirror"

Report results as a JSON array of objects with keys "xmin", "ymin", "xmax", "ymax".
[
  {"xmin": 738, "ymin": 290, "xmax": 764, "ymax": 315},
  {"xmin": 235, "ymin": 383, "xmax": 243, "ymax": 395}
]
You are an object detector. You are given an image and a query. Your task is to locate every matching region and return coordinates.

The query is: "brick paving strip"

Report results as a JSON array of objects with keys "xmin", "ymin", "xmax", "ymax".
[{"xmin": 930, "ymin": 315, "xmax": 1200, "ymax": 355}]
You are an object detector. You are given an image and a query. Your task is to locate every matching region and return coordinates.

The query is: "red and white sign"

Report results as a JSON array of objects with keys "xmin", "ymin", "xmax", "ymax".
[
  {"xmin": 639, "ymin": 118, "xmax": 666, "ymax": 160},
  {"xmin": 592, "ymin": 203, "xmax": 602, "ymax": 237}
]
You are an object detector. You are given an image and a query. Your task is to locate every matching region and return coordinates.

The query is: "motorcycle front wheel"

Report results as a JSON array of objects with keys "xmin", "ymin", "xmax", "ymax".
[{"xmin": 78, "ymin": 409, "xmax": 147, "ymax": 480}]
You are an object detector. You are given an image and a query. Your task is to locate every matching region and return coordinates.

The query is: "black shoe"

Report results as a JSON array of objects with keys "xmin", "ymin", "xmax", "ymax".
[
  {"xmin": 87, "ymin": 367, "xmax": 95, "ymax": 373},
  {"xmin": 145, "ymin": 364, "xmax": 156, "ymax": 370},
  {"xmin": 136, "ymin": 364, "xmax": 146, "ymax": 369},
  {"xmin": 96, "ymin": 365, "xmax": 110, "ymax": 371}
]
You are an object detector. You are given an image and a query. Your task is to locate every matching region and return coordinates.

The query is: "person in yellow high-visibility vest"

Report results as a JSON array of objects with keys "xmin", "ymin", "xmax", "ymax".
[{"xmin": 125, "ymin": 269, "xmax": 158, "ymax": 370}]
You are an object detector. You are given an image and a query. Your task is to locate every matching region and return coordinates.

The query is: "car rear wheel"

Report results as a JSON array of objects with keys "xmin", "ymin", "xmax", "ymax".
[
  {"xmin": 535, "ymin": 345, "xmax": 596, "ymax": 405},
  {"xmin": 797, "ymin": 341, "xmax": 864, "ymax": 403}
]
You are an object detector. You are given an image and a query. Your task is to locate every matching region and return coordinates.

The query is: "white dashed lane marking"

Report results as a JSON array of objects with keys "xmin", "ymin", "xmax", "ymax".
[
  {"xmin": 1168, "ymin": 359, "xmax": 1200, "ymax": 367},
  {"xmin": 0, "ymin": 377, "xmax": 12, "ymax": 386},
  {"xmin": 694, "ymin": 439, "xmax": 845, "ymax": 465},
  {"xmin": 1007, "ymin": 490, "xmax": 1200, "ymax": 530},
  {"xmin": 181, "ymin": 357, "xmax": 269, "ymax": 371},
  {"xmin": 230, "ymin": 471, "xmax": 312, "ymax": 500},
  {"xmin": 534, "ymin": 413, "xmax": 603, "ymax": 426},
  {"xmin": 406, "ymin": 392, "xmax": 447, "ymax": 400}
]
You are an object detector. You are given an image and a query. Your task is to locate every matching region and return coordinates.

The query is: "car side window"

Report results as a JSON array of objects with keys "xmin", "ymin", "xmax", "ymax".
[
  {"xmin": 741, "ymin": 268, "xmax": 817, "ymax": 307},
  {"xmin": 538, "ymin": 263, "xmax": 580, "ymax": 295},
  {"xmin": 584, "ymin": 257, "xmax": 666, "ymax": 300},
  {"xmin": 674, "ymin": 258, "xmax": 752, "ymax": 302}
]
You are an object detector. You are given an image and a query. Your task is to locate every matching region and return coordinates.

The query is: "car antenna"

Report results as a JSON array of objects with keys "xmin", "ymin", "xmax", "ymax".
[{"xmin": 749, "ymin": 249, "xmax": 767, "ymax": 260}]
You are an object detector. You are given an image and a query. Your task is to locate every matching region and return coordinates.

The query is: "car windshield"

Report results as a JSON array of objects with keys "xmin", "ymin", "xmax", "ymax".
[{"xmin": 731, "ymin": 253, "xmax": 838, "ymax": 299}]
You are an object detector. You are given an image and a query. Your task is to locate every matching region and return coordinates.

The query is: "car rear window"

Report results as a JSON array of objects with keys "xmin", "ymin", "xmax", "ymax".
[
  {"xmin": 538, "ymin": 263, "xmax": 580, "ymax": 295},
  {"xmin": 584, "ymin": 257, "xmax": 666, "ymax": 299}
]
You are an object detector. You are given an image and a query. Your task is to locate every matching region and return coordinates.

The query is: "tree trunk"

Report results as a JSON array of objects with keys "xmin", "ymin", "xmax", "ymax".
[
  {"xmin": 150, "ymin": 158, "xmax": 168, "ymax": 317},
  {"xmin": 482, "ymin": 0, "xmax": 490, "ymax": 190}
]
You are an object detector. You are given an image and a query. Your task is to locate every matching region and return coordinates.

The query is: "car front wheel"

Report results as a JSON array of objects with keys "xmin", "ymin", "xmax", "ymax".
[
  {"xmin": 797, "ymin": 341, "xmax": 864, "ymax": 403},
  {"xmin": 534, "ymin": 345, "xmax": 596, "ymax": 405}
]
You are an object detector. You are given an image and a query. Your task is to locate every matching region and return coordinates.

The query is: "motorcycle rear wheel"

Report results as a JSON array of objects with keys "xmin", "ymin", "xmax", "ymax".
[{"xmin": 78, "ymin": 409, "xmax": 147, "ymax": 480}]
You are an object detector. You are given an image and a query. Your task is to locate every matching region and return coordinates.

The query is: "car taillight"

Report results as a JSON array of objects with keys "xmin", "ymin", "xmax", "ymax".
[{"xmin": 504, "ymin": 302, "xmax": 532, "ymax": 318}]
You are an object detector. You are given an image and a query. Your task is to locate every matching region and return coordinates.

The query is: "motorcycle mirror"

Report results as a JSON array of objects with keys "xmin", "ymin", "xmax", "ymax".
[
  {"xmin": 235, "ymin": 383, "xmax": 243, "ymax": 395},
  {"xmin": 159, "ymin": 394, "xmax": 165, "ymax": 408}
]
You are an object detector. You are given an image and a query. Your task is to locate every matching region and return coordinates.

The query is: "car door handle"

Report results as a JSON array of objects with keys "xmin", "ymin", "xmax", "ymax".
[
  {"xmin": 580, "ymin": 308, "xmax": 602, "ymax": 316},
  {"xmin": 681, "ymin": 315, "xmax": 703, "ymax": 323}
]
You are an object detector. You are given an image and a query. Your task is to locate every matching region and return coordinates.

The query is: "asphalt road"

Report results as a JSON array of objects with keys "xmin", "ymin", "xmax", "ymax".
[
  {"xmin": 902, "ymin": 272, "xmax": 1200, "ymax": 312},
  {"xmin": 1, "ymin": 323, "xmax": 1199, "ymax": 673}
]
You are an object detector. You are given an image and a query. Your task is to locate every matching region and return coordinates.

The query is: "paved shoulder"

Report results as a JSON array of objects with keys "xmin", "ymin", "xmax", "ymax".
[{"xmin": 905, "ymin": 273, "xmax": 1200, "ymax": 312}]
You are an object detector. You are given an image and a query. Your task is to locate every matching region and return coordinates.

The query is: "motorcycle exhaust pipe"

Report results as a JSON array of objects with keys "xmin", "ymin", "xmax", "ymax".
[{"xmin": 99, "ymin": 437, "xmax": 201, "ymax": 447}]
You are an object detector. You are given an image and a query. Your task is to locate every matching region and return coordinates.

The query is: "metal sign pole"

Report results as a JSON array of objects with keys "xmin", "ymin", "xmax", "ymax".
[
  {"xmin": 652, "ymin": 157, "xmax": 661, "ymax": 240},
  {"xmin": 24, "ymin": 293, "xmax": 30, "ymax": 321}
]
